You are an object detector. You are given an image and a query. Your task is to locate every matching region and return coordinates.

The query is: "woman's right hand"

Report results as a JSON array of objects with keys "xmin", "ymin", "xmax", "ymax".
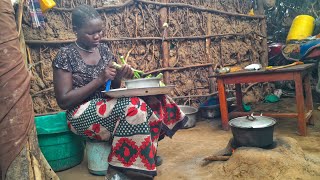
[{"xmin": 98, "ymin": 62, "xmax": 117, "ymax": 84}]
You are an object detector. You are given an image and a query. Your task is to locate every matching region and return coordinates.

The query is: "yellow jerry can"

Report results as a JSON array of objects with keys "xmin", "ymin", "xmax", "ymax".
[{"xmin": 39, "ymin": 0, "xmax": 56, "ymax": 13}]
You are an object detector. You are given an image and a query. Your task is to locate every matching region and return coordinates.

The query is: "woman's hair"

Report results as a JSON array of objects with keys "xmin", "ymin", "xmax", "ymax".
[{"xmin": 72, "ymin": 4, "xmax": 101, "ymax": 29}]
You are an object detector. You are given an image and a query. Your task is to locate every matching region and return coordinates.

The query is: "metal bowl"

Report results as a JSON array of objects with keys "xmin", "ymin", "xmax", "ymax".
[
  {"xmin": 178, "ymin": 105, "xmax": 198, "ymax": 129},
  {"xmin": 125, "ymin": 77, "xmax": 161, "ymax": 89}
]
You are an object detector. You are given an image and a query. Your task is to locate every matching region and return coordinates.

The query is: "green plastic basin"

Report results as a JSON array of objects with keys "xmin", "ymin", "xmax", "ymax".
[{"xmin": 34, "ymin": 112, "xmax": 84, "ymax": 171}]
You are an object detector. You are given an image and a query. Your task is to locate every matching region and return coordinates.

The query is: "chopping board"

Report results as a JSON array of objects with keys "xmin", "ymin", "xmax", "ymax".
[{"xmin": 102, "ymin": 85, "xmax": 175, "ymax": 98}]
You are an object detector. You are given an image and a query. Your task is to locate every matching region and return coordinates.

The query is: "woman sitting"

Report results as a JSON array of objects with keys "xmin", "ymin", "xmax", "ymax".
[{"xmin": 52, "ymin": 4, "xmax": 187, "ymax": 178}]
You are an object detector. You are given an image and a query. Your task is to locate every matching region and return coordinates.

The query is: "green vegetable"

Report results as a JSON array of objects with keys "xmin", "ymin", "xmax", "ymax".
[
  {"xmin": 113, "ymin": 55, "xmax": 144, "ymax": 79},
  {"xmin": 112, "ymin": 62, "xmax": 122, "ymax": 69},
  {"xmin": 120, "ymin": 56, "xmax": 126, "ymax": 65},
  {"xmin": 145, "ymin": 74, "xmax": 153, "ymax": 78},
  {"xmin": 144, "ymin": 73, "xmax": 162, "ymax": 79},
  {"xmin": 144, "ymin": 73, "xmax": 165, "ymax": 86},
  {"xmin": 119, "ymin": 56, "xmax": 143, "ymax": 79},
  {"xmin": 155, "ymin": 73, "xmax": 163, "ymax": 79},
  {"xmin": 159, "ymin": 81, "xmax": 166, "ymax": 87},
  {"xmin": 157, "ymin": 73, "xmax": 165, "ymax": 86},
  {"xmin": 112, "ymin": 61, "xmax": 144, "ymax": 79},
  {"xmin": 113, "ymin": 56, "xmax": 164, "ymax": 81}
]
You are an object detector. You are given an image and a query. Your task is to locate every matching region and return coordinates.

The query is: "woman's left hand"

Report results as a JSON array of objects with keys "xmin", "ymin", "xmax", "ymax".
[{"xmin": 116, "ymin": 64, "xmax": 134, "ymax": 79}]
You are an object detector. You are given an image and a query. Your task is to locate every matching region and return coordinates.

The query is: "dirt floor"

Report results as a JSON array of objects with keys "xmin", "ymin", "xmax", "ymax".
[{"xmin": 57, "ymin": 98, "xmax": 320, "ymax": 180}]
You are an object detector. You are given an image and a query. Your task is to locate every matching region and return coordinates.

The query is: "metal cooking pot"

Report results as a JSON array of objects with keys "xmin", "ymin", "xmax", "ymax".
[
  {"xmin": 229, "ymin": 114, "xmax": 277, "ymax": 148},
  {"xmin": 178, "ymin": 105, "xmax": 198, "ymax": 129}
]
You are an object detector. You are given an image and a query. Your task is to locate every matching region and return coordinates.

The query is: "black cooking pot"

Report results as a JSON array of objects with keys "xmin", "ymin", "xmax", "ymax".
[{"xmin": 229, "ymin": 114, "xmax": 277, "ymax": 148}]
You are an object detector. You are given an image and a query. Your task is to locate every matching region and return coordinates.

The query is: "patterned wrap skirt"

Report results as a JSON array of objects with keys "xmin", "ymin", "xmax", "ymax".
[{"xmin": 66, "ymin": 95, "xmax": 187, "ymax": 176}]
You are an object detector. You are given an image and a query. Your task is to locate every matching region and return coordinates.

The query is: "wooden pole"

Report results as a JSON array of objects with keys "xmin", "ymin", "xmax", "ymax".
[
  {"xmin": 260, "ymin": 19, "xmax": 268, "ymax": 66},
  {"xmin": 52, "ymin": 0, "xmax": 265, "ymax": 19},
  {"xmin": 15, "ymin": 0, "xmax": 28, "ymax": 68},
  {"xmin": 206, "ymin": 13, "xmax": 215, "ymax": 93},
  {"xmin": 257, "ymin": 0, "xmax": 268, "ymax": 66},
  {"xmin": 145, "ymin": 63, "xmax": 215, "ymax": 75},
  {"xmin": 257, "ymin": 0, "xmax": 264, "ymax": 15},
  {"xmin": 159, "ymin": 0, "xmax": 170, "ymax": 84},
  {"xmin": 16, "ymin": 0, "xmax": 25, "ymax": 36},
  {"xmin": 203, "ymin": 155, "xmax": 230, "ymax": 161},
  {"xmin": 53, "ymin": 0, "xmax": 134, "ymax": 12},
  {"xmin": 25, "ymin": 32, "xmax": 265, "ymax": 45},
  {"xmin": 136, "ymin": 0, "xmax": 265, "ymax": 19}
]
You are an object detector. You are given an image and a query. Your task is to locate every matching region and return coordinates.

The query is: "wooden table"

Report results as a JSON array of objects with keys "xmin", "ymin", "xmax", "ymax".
[{"xmin": 210, "ymin": 64, "xmax": 315, "ymax": 136}]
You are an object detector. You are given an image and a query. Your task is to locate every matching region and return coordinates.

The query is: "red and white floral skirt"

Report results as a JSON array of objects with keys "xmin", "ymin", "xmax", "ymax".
[{"xmin": 66, "ymin": 95, "xmax": 187, "ymax": 176}]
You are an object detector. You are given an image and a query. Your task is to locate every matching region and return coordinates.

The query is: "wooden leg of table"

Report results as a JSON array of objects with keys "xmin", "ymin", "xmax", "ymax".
[
  {"xmin": 294, "ymin": 72, "xmax": 307, "ymax": 136},
  {"xmin": 217, "ymin": 78, "xmax": 229, "ymax": 130},
  {"xmin": 304, "ymin": 74, "xmax": 314, "ymax": 125},
  {"xmin": 235, "ymin": 84, "xmax": 243, "ymax": 111}
]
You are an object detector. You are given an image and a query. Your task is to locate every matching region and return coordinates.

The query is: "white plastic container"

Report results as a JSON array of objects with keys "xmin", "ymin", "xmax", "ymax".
[{"xmin": 86, "ymin": 139, "xmax": 111, "ymax": 176}]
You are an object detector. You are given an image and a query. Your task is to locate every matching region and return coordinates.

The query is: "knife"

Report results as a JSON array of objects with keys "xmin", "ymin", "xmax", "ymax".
[{"xmin": 105, "ymin": 80, "xmax": 111, "ymax": 92}]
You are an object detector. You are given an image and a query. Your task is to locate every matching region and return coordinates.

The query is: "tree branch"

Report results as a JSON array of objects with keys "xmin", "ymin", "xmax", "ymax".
[
  {"xmin": 51, "ymin": 0, "xmax": 265, "ymax": 19},
  {"xmin": 135, "ymin": 0, "xmax": 264, "ymax": 19},
  {"xmin": 25, "ymin": 32, "xmax": 264, "ymax": 45},
  {"xmin": 52, "ymin": 0, "xmax": 134, "ymax": 12},
  {"xmin": 144, "ymin": 63, "xmax": 213, "ymax": 75}
]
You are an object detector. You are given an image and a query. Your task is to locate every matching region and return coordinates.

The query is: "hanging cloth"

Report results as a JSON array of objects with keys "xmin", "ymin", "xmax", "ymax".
[
  {"xmin": 0, "ymin": 0, "xmax": 34, "ymax": 178},
  {"xmin": 26, "ymin": 0, "xmax": 46, "ymax": 28}
]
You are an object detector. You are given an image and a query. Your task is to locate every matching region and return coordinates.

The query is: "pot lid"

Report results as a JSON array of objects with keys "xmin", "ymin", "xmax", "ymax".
[{"xmin": 229, "ymin": 115, "xmax": 276, "ymax": 128}]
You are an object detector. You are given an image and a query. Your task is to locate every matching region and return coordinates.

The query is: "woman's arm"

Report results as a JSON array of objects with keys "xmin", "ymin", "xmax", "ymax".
[
  {"xmin": 53, "ymin": 62, "xmax": 117, "ymax": 109},
  {"xmin": 53, "ymin": 68, "xmax": 105, "ymax": 110}
]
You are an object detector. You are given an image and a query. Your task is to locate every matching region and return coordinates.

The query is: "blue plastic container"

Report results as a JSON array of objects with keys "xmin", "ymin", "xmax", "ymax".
[{"xmin": 34, "ymin": 112, "xmax": 85, "ymax": 171}]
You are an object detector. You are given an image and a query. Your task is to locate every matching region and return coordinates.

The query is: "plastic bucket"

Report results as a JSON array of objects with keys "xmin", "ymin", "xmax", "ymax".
[
  {"xmin": 34, "ymin": 112, "xmax": 84, "ymax": 171},
  {"xmin": 86, "ymin": 139, "xmax": 111, "ymax": 176},
  {"xmin": 287, "ymin": 15, "xmax": 315, "ymax": 42}
]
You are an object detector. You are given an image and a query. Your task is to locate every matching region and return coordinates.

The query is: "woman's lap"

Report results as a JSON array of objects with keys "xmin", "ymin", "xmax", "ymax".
[{"xmin": 66, "ymin": 95, "xmax": 187, "ymax": 176}]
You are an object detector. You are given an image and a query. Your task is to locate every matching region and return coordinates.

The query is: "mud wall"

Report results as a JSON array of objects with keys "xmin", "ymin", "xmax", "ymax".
[{"xmin": 22, "ymin": 0, "xmax": 267, "ymax": 114}]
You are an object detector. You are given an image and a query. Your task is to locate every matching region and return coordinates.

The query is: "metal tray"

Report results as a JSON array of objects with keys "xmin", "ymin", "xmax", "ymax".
[{"xmin": 102, "ymin": 85, "xmax": 174, "ymax": 98}]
